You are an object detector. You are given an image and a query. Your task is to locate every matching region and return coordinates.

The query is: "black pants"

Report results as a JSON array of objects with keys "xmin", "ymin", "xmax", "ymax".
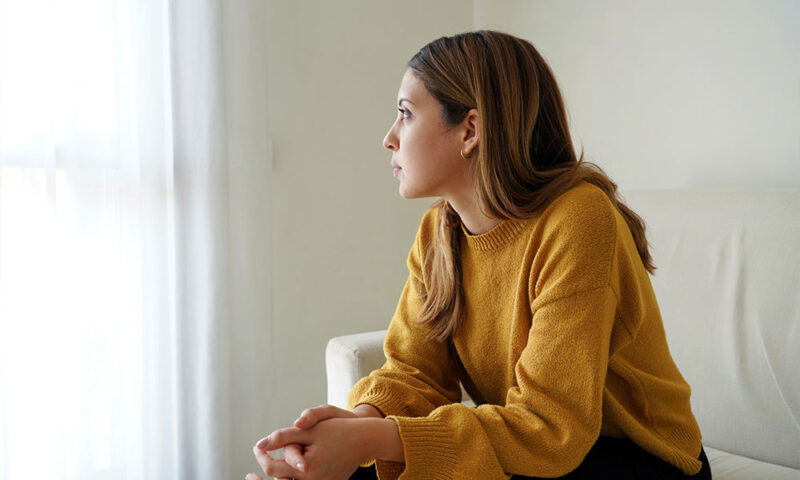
[{"xmin": 349, "ymin": 436, "xmax": 712, "ymax": 479}]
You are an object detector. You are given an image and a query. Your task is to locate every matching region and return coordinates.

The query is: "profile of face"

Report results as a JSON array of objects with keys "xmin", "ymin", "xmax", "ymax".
[{"xmin": 382, "ymin": 68, "xmax": 478, "ymax": 200}]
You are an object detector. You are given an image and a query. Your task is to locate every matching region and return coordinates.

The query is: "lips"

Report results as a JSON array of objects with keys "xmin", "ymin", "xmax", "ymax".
[{"xmin": 391, "ymin": 160, "xmax": 402, "ymax": 177}]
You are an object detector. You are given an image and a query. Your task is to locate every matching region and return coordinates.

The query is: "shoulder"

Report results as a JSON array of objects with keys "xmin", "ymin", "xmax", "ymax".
[
  {"xmin": 535, "ymin": 181, "xmax": 617, "ymax": 235},
  {"xmin": 529, "ymin": 181, "xmax": 619, "ymax": 300}
]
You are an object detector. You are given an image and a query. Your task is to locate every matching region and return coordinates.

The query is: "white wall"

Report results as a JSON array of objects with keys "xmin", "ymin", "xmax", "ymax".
[
  {"xmin": 475, "ymin": 0, "xmax": 800, "ymax": 190},
  {"xmin": 256, "ymin": 0, "xmax": 799, "ymax": 460},
  {"xmin": 262, "ymin": 0, "xmax": 472, "ymax": 439}
]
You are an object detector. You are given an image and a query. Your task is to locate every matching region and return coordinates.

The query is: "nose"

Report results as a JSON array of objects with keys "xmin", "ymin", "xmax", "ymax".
[{"xmin": 383, "ymin": 122, "xmax": 398, "ymax": 151}]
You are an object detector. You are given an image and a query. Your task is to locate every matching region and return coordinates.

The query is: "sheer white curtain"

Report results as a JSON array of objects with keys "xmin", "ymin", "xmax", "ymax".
[{"xmin": 0, "ymin": 1, "xmax": 272, "ymax": 479}]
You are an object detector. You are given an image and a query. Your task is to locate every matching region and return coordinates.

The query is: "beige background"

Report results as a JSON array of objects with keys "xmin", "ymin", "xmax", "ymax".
[{"xmin": 256, "ymin": 0, "xmax": 799, "ymax": 441}]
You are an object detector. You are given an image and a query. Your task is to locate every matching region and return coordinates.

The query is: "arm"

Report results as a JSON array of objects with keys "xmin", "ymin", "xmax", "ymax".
[
  {"xmin": 359, "ymin": 417, "xmax": 405, "ymax": 463},
  {"xmin": 346, "ymin": 209, "xmax": 463, "ymax": 478},
  {"xmin": 347, "ymin": 209, "xmax": 462, "ymax": 418},
  {"xmin": 350, "ymin": 403, "xmax": 405, "ymax": 462}
]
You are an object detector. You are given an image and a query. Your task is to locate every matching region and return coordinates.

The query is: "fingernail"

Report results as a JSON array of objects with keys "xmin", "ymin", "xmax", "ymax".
[{"xmin": 297, "ymin": 462, "xmax": 305, "ymax": 472}]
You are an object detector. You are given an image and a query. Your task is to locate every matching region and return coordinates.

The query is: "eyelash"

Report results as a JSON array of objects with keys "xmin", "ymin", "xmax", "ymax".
[{"xmin": 398, "ymin": 108, "xmax": 410, "ymax": 119}]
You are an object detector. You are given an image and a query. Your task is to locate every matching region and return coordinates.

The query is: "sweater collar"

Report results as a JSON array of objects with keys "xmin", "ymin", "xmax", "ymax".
[{"xmin": 460, "ymin": 218, "xmax": 527, "ymax": 251}]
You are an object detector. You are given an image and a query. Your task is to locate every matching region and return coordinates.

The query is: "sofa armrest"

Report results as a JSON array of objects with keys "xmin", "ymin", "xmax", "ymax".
[
  {"xmin": 325, "ymin": 329, "xmax": 474, "ymax": 409},
  {"xmin": 325, "ymin": 330, "xmax": 388, "ymax": 409}
]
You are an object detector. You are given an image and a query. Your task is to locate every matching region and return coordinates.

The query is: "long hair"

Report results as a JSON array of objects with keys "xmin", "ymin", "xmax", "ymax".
[{"xmin": 408, "ymin": 30, "xmax": 656, "ymax": 342}]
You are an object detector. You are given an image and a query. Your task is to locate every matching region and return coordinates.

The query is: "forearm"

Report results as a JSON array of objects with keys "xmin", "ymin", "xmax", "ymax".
[{"xmin": 356, "ymin": 417, "xmax": 404, "ymax": 463}]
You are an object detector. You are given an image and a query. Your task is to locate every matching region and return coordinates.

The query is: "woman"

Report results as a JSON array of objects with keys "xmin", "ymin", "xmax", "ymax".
[{"xmin": 248, "ymin": 30, "xmax": 712, "ymax": 480}]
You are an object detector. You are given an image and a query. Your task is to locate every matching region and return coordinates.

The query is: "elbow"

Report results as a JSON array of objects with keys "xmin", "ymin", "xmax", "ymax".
[
  {"xmin": 522, "ymin": 425, "xmax": 597, "ymax": 478},
  {"xmin": 546, "ymin": 429, "xmax": 597, "ymax": 477},
  {"xmin": 504, "ymin": 400, "xmax": 602, "ymax": 477}
]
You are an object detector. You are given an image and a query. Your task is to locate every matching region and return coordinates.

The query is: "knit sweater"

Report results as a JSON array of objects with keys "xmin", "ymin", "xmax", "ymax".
[{"xmin": 348, "ymin": 181, "xmax": 704, "ymax": 479}]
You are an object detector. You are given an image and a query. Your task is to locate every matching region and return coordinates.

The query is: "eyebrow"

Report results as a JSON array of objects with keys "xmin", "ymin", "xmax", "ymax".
[{"xmin": 398, "ymin": 97, "xmax": 415, "ymax": 106}]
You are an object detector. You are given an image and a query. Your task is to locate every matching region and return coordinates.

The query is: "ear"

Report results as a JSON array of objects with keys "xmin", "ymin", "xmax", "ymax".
[{"xmin": 461, "ymin": 108, "xmax": 480, "ymax": 157}]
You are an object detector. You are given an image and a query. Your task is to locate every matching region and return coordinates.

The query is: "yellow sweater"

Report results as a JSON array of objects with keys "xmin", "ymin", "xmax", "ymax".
[{"xmin": 348, "ymin": 181, "xmax": 704, "ymax": 479}]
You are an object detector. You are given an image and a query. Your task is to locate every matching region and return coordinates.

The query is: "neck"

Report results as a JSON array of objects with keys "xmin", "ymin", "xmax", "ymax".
[{"xmin": 445, "ymin": 191, "xmax": 501, "ymax": 235}]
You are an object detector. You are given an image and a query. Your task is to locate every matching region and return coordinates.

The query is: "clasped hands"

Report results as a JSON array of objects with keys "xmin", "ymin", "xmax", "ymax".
[{"xmin": 247, "ymin": 404, "xmax": 391, "ymax": 480}]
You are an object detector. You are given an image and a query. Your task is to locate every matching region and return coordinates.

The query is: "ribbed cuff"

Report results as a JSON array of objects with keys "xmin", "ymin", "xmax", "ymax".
[
  {"xmin": 375, "ymin": 459, "xmax": 406, "ymax": 480},
  {"xmin": 348, "ymin": 387, "xmax": 413, "ymax": 418},
  {"xmin": 664, "ymin": 423, "xmax": 703, "ymax": 475},
  {"xmin": 387, "ymin": 415, "xmax": 457, "ymax": 480}
]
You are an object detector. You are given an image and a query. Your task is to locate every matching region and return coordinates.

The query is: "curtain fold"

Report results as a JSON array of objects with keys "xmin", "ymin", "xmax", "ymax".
[
  {"xmin": 0, "ymin": 1, "xmax": 271, "ymax": 479},
  {"xmin": 169, "ymin": 0, "xmax": 231, "ymax": 478}
]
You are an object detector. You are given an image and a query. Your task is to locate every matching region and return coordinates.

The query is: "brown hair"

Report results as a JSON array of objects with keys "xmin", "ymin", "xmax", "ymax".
[{"xmin": 407, "ymin": 30, "xmax": 656, "ymax": 342}]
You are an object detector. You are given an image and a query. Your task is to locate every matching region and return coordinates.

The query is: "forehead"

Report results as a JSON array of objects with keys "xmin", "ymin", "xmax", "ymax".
[{"xmin": 397, "ymin": 69, "xmax": 428, "ymax": 105}]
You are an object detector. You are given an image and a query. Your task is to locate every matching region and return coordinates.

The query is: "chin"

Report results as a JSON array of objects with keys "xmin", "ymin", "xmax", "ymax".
[
  {"xmin": 398, "ymin": 188, "xmax": 415, "ymax": 199},
  {"xmin": 398, "ymin": 185, "xmax": 423, "ymax": 199},
  {"xmin": 398, "ymin": 179, "xmax": 436, "ymax": 200}
]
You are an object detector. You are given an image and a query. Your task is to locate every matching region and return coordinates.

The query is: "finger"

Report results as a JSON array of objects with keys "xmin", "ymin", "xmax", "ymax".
[
  {"xmin": 252, "ymin": 445, "xmax": 303, "ymax": 479},
  {"xmin": 282, "ymin": 443, "xmax": 307, "ymax": 473},
  {"xmin": 252, "ymin": 444, "xmax": 271, "ymax": 475},
  {"xmin": 293, "ymin": 405, "xmax": 321, "ymax": 428},
  {"xmin": 294, "ymin": 404, "xmax": 345, "ymax": 428},
  {"xmin": 256, "ymin": 427, "xmax": 308, "ymax": 451},
  {"xmin": 262, "ymin": 458, "xmax": 303, "ymax": 479}
]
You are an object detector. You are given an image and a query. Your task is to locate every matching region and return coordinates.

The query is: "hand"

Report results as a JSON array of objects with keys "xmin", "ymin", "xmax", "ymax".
[
  {"xmin": 250, "ymin": 418, "xmax": 377, "ymax": 480},
  {"xmin": 282, "ymin": 404, "xmax": 383, "ymax": 473},
  {"xmin": 245, "ymin": 404, "xmax": 385, "ymax": 480},
  {"xmin": 247, "ymin": 442, "xmax": 304, "ymax": 480}
]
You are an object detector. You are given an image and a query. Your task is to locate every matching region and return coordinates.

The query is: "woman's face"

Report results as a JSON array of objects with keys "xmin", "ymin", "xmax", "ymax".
[{"xmin": 382, "ymin": 69, "xmax": 471, "ymax": 200}]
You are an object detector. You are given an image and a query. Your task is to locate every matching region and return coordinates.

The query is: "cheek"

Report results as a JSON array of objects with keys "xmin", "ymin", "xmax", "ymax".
[
  {"xmin": 409, "ymin": 128, "xmax": 450, "ymax": 163},
  {"xmin": 399, "ymin": 121, "xmax": 459, "ymax": 176}
]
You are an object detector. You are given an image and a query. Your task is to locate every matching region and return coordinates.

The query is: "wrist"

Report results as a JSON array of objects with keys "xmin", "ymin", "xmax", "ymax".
[
  {"xmin": 352, "ymin": 403, "xmax": 384, "ymax": 419},
  {"xmin": 357, "ymin": 417, "xmax": 404, "ymax": 464}
]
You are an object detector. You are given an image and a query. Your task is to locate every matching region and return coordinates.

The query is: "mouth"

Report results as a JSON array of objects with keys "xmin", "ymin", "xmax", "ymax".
[{"xmin": 392, "ymin": 167, "xmax": 402, "ymax": 177}]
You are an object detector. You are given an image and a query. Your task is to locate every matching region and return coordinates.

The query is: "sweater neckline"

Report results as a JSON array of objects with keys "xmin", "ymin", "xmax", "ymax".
[{"xmin": 460, "ymin": 218, "xmax": 527, "ymax": 251}]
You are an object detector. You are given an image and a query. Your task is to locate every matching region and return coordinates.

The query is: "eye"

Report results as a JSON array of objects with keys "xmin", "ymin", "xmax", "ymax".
[{"xmin": 398, "ymin": 108, "xmax": 411, "ymax": 119}]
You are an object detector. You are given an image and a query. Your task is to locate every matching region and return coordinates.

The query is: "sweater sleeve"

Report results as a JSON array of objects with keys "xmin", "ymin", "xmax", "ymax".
[
  {"xmin": 384, "ymin": 196, "xmax": 621, "ymax": 479},
  {"xmin": 347, "ymin": 210, "xmax": 463, "ymax": 475}
]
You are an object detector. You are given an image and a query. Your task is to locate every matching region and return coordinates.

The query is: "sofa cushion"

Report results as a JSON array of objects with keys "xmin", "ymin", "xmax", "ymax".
[
  {"xmin": 705, "ymin": 447, "xmax": 800, "ymax": 479},
  {"xmin": 623, "ymin": 189, "xmax": 800, "ymax": 470}
]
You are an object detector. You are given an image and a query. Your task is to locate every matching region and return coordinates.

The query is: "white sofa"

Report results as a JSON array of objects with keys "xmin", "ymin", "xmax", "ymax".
[{"xmin": 326, "ymin": 188, "xmax": 800, "ymax": 479}]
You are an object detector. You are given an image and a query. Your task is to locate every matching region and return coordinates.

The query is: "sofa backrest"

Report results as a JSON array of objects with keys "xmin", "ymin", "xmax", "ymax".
[{"xmin": 623, "ymin": 188, "xmax": 800, "ymax": 469}]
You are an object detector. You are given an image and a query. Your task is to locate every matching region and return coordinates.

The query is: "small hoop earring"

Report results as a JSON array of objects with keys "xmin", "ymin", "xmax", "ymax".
[{"xmin": 460, "ymin": 149, "xmax": 471, "ymax": 160}]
